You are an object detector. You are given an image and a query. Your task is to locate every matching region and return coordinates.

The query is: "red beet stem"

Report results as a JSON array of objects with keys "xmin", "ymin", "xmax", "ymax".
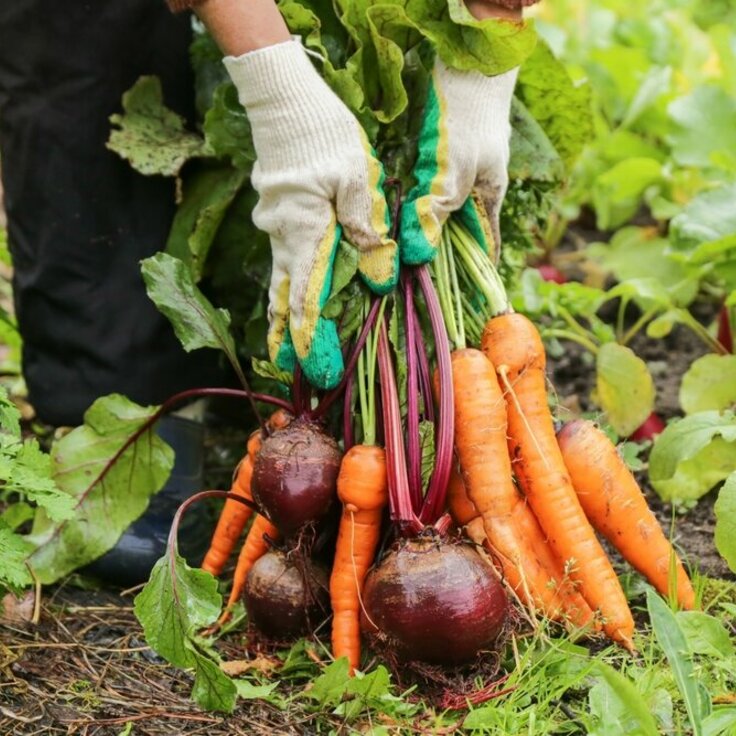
[
  {"xmin": 417, "ymin": 266, "xmax": 454, "ymax": 525},
  {"xmin": 404, "ymin": 271, "xmax": 423, "ymax": 512},
  {"xmin": 718, "ymin": 304, "xmax": 733, "ymax": 354},
  {"xmin": 378, "ymin": 320, "xmax": 423, "ymax": 535},
  {"xmin": 415, "ymin": 324, "xmax": 435, "ymax": 424}
]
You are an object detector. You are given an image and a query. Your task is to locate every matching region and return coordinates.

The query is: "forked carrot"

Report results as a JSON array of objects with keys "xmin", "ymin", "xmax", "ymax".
[
  {"xmin": 329, "ymin": 445, "xmax": 388, "ymax": 673},
  {"xmin": 482, "ymin": 312, "xmax": 635, "ymax": 649},
  {"xmin": 449, "ymin": 348, "xmax": 582, "ymax": 623},
  {"xmin": 557, "ymin": 419, "xmax": 696, "ymax": 610}
]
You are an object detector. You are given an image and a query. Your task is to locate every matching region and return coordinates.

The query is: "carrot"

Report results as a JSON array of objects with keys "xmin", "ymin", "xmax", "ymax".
[
  {"xmin": 557, "ymin": 419, "xmax": 695, "ymax": 610},
  {"xmin": 329, "ymin": 445, "xmax": 388, "ymax": 674},
  {"xmin": 201, "ymin": 410, "xmax": 291, "ymax": 577},
  {"xmin": 201, "ymin": 452, "xmax": 254, "ymax": 576},
  {"xmin": 449, "ymin": 348, "xmax": 583, "ymax": 623},
  {"xmin": 219, "ymin": 514, "xmax": 279, "ymax": 622},
  {"xmin": 482, "ymin": 313, "xmax": 635, "ymax": 649},
  {"xmin": 447, "ymin": 424, "xmax": 593, "ymax": 629}
]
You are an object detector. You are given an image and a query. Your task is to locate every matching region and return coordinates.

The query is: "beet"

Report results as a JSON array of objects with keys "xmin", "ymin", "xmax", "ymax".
[
  {"xmin": 251, "ymin": 419, "xmax": 341, "ymax": 537},
  {"xmin": 629, "ymin": 412, "xmax": 665, "ymax": 442},
  {"xmin": 361, "ymin": 538, "xmax": 507, "ymax": 665},
  {"xmin": 537, "ymin": 264, "xmax": 567, "ymax": 284},
  {"xmin": 243, "ymin": 549, "xmax": 329, "ymax": 639},
  {"xmin": 718, "ymin": 306, "xmax": 733, "ymax": 354}
]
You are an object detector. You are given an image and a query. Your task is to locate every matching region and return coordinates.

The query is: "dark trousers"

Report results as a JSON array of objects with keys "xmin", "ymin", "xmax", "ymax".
[{"xmin": 0, "ymin": 1, "xmax": 222, "ymax": 426}]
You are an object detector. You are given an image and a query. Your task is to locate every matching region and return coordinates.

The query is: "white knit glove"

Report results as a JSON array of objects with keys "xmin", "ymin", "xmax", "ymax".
[
  {"xmin": 401, "ymin": 58, "xmax": 518, "ymax": 264},
  {"xmin": 224, "ymin": 39, "xmax": 398, "ymax": 390}
]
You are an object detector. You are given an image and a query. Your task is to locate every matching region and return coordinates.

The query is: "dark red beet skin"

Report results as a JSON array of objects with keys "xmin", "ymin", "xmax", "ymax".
[
  {"xmin": 537, "ymin": 264, "xmax": 567, "ymax": 285},
  {"xmin": 251, "ymin": 420, "xmax": 341, "ymax": 537},
  {"xmin": 243, "ymin": 550, "xmax": 329, "ymax": 639},
  {"xmin": 629, "ymin": 412, "xmax": 666, "ymax": 441},
  {"xmin": 361, "ymin": 539, "xmax": 508, "ymax": 665}
]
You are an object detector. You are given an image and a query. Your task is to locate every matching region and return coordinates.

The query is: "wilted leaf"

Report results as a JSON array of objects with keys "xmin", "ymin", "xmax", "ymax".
[{"xmin": 107, "ymin": 76, "xmax": 207, "ymax": 177}]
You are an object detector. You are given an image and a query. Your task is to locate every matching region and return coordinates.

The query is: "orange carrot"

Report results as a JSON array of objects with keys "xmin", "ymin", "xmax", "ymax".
[
  {"xmin": 448, "ymin": 459, "xmax": 594, "ymax": 629},
  {"xmin": 201, "ymin": 452, "xmax": 254, "ymax": 576},
  {"xmin": 449, "ymin": 348, "xmax": 584, "ymax": 623},
  {"xmin": 330, "ymin": 445, "xmax": 388, "ymax": 674},
  {"xmin": 482, "ymin": 313, "xmax": 635, "ymax": 648},
  {"xmin": 201, "ymin": 410, "xmax": 291, "ymax": 577},
  {"xmin": 220, "ymin": 514, "xmax": 279, "ymax": 622},
  {"xmin": 557, "ymin": 419, "xmax": 696, "ymax": 610}
]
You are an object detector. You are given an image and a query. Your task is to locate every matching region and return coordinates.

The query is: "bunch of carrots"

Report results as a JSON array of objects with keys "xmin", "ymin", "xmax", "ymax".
[{"xmin": 194, "ymin": 214, "xmax": 695, "ymax": 673}]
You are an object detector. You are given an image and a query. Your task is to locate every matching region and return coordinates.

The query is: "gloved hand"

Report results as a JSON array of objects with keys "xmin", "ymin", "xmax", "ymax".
[
  {"xmin": 224, "ymin": 39, "xmax": 398, "ymax": 390},
  {"xmin": 400, "ymin": 58, "xmax": 519, "ymax": 264}
]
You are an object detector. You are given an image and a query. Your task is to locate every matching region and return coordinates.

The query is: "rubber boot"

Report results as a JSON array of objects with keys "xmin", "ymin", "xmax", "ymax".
[{"xmin": 83, "ymin": 414, "xmax": 211, "ymax": 587}]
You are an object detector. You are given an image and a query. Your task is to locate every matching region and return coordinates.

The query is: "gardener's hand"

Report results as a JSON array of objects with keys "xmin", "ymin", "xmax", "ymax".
[
  {"xmin": 225, "ymin": 39, "xmax": 398, "ymax": 390},
  {"xmin": 400, "ymin": 58, "xmax": 518, "ymax": 264}
]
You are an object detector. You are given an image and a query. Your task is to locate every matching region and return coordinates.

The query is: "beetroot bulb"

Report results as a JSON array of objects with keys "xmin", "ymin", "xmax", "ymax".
[
  {"xmin": 251, "ymin": 418, "xmax": 342, "ymax": 538},
  {"xmin": 361, "ymin": 537, "xmax": 508, "ymax": 665},
  {"xmin": 243, "ymin": 549, "xmax": 330, "ymax": 639}
]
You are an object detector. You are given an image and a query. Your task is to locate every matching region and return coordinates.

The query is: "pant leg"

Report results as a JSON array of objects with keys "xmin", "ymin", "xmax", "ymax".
[{"xmin": 0, "ymin": 1, "xmax": 224, "ymax": 426}]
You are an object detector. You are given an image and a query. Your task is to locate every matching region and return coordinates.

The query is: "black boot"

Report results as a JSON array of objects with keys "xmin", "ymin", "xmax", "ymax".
[{"xmin": 83, "ymin": 414, "xmax": 211, "ymax": 587}]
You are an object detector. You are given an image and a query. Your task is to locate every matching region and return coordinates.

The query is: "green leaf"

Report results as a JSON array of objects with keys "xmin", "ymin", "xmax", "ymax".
[
  {"xmin": 107, "ymin": 76, "xmax": 207, "ymax": 177},
  {"xmin": 190, "ymin": 642, "xmax": 237, "ymax": 713},
  {"xmin": 587, "ymin": 227, "xmax": 698, "ymax": 308},
  {"xmin": 591, "ymin": 158, "xmax": 662, "ymax": 230},
  {"xmin": 0, "ymin": 520, "xmax": 33, "ymax": 591},
  {"xmin": 165, "ymin": 166, "xmax": 249, "ymax": 281},
  {"xmin": 588, "ymin": 662, "xmax": 659, "ymax": 736},
  {"xmin": 516, "ymin": 39, "xmax": 594, "ymax": 169},
  {"xmin": 141, "ymin": 252, "xmax": 238, "ymax": 363},
  {"xmin": 714, "ymin": 472, "xmax": 736, "ymax": 574},
  {"xmin": 649, "ymin": 411, "xmax": 736, "ymax": 503},
  {"xmin": 703, "ymin": 707, "xmax": 736, "ymax": 736},
  {"xmin": 675, "ymin": 610, "xmax": 736, "ymax": 659},
  {"xmin": 203, "ymin": 83, "xmax": 255, "ymax": 170},
  {"xmin": 680, "ymin": 355, "xmax": 736, "ymax": 414},
  {"xmin": 669, "ymin": 185, "xmax": 736, "ymax": 279},
  {"xmin": 327, "ymin": 241, "xmax": 360, "ymax": 303},
  {"xmin": 622, "ymin": 65, "xmax": 673, "ymax": 129},
  {"xmin": 7, "ymin": 440, "xmax": 75, "ymax": 522},
  {"xmin": 647, "ymin": 589, "xmax": 709, "ymax": 736},
  {"xmin": 418, "ymin": 420, "xmax": 435, "ymax": 493},
  {"xmin": 26, "ymin": 395, "xmax": 174, "ymax": 584},
  {"xmin": 251, "ymin": 359, "xmax": 293, "ymax": 387},
  {"xmin": 508, "ymin": 98, "xmax": 565, "ymax": 183},
  {"xmin": 668, "ymin": 85, "xmax": 736, "ymax": 171},
  {"xmin": 135, "ymin": 548, "xmax": 236, "ymax": 713},
  {"xmin": 0, "ymin": 388, "xmax": 20, "ymax": 435},
  {"xmin": 308, "ymin": 657, "xmax": 351, "ymax": 706},
  {"xmin": 596, "ymin": 343, "xmax": 655, "ymax": 437},
  {"xmin": 234, "ymin": 681, "xmax": 280, "ymax": 700},
  {"xmin": 1, "ymin": 502, "xmax": 34, "ymax": 531}
]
